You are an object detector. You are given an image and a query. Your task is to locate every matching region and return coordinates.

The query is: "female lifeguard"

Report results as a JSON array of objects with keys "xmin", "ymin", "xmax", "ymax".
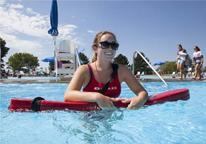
[{"xmin": 64, "ymin": 31, "xmax": 148, "ymax": 109}]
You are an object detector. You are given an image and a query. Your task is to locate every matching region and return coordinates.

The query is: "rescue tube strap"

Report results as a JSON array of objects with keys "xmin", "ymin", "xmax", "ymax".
[
  {"xmin": 31, "ymin": 97, "xmax": 45, "ymax": 112},
  {"xmin": 100, "ymin": 64, "xmax": 118, "ymax": 95}
]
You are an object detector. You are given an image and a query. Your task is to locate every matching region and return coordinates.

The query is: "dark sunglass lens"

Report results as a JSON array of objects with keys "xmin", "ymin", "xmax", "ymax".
[
  {"xmin": 101, "ymin": 42, "xmax": 110, "ymax": 49},
  {"xmin": 111, "ymin": 43, "xmax": 119, "ymax": 50},
  {"xmin": 100, "ymin": 41, "xmax": 119, "ymax": 50}
]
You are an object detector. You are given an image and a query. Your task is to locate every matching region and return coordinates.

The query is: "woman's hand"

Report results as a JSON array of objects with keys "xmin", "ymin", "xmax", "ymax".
[
  {"xmin": 122, "ymin": 95, "xmax": 148, "ymax": 110},
  {"xmin": 94, "ymin": 93, "xmax": 118, "ymax": 109}
]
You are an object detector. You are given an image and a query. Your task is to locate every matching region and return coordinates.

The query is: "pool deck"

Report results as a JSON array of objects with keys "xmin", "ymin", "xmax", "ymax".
[{"xmin": 1, "ymin": 76, "xmax": 206, "ymax": 84}]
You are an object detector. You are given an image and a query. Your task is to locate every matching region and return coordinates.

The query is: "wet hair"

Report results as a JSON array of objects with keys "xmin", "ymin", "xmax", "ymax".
[
  {"xmin": 91, "ymin": 31, "xmax": 118, "ymax": 62},
  {"xmin": 194, "ymin": 46, "xmax": 200, "ymax": 51}
]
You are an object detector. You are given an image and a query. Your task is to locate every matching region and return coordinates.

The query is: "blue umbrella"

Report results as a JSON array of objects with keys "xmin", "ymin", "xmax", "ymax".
[
  {"xmin": 48, "ymin": 0, "xmax": 58, "ymax": 81},
  {"xmin": 20, "ymin": 67, "xmax": 28, "ymax": 70},
  {"xmin": 48, "ymin": 0, "xmax": 58, "ymax": 36},
  {"xmin": 78, "ymin": 48, "xmax": 85, "ymax": 54},
  {"xmin": 41, "ymin": 57, "xmax": 54, "ymax": 63},
  {"xmin": 153, "ymin": 61, "xmax": 165, "ymax": 66}
]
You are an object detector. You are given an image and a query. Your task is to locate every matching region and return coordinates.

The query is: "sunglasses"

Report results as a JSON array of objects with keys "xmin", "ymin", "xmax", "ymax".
[{"xmin": 98, "ymin": 41, "xmax": 119, "ymax": 50}]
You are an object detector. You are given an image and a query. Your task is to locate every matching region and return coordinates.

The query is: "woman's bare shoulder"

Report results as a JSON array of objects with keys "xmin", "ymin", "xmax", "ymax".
[
  {"xmin": 116, "ymin": 64, "xmax": 132, "ymax": 81},
  {"xmin": 76, "ymin": 64, "xmax": 89, "ymax": 75},
  {"xmin": 78, "ymin": 64, "xmax": 89, "ymax": 70},
  {"xmin": 117, "ymin": 64, "xmax": 129, "ymax": 72},
  {"xmin": 69, "ymin": 64, "xmax": 90, "ymax": 85}
]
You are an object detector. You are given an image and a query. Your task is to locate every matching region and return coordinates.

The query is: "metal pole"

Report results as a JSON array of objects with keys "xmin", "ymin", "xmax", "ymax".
[
  {"xmin": 53, "ymin": 36, "xmax": 58, "ymax": 82},
  {"xmin": 133, "ymin": 50, "xmax": 168, "ymax": 86},
  {"xmin": 0, "ymin": 41, "xmax": 1, "ymax": 79},
  {"xmin": 75, "ymin": 47, "xmax": 81, "ymax": 67}
]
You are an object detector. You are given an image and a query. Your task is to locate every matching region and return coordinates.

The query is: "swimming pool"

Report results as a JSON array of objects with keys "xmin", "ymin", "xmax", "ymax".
[{"xmin": 1, "ymin": 82, "xmax": 206, "ymax": 144}]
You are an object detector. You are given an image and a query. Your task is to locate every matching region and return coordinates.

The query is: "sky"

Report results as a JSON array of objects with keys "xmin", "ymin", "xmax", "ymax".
[{"xmin": 0, "ymin": 0, "xmax": 206, "ymax": 69}]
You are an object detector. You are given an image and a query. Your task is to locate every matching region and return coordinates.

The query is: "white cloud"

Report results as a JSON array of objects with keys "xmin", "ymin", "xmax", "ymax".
[
  {"xmin": 10, "ymin": 4, "xmax": 23, "ymax": 9},
  {"xmin": 87, "ymin": 30, "xmax": 98, "ymax": 35},
  {"xmin": 0, "ymin": 5, "xmax": 49, "ymax": 37},
  {"xmin": 0, "ymin": 31, "xmax": 42, "ymax": 53},
  {"xmin": 58, "ymin": 24, "xmax": 77, "ymax": 40},
  {"xmin": 0, "ymin": 0, "xmax": 6, "ymax": 5},
  {"xmin": 87, "ymin": 30, "xmax": 94, "ymax": 33},
  {"xmin": 0, "ymin": 3, "xmax": 79, "ymax": 40},
  {"xmin": 0, "ymin": 2, "xmax": 82, "ymax": 66},
  {"xmin": 26, "ymin": 7, "xmax": 39, "ymax": 15}
]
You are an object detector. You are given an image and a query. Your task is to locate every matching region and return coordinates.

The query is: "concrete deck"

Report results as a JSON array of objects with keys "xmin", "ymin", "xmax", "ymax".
[{"xmin": 1, "ymin": 77, "xmax": 205, "ymax": 84}]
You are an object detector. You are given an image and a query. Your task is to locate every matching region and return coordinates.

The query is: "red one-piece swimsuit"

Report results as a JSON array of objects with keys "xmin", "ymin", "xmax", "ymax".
[{"xmin": 83, "ymin": 64, "xmax": 121, "ymax": 98}]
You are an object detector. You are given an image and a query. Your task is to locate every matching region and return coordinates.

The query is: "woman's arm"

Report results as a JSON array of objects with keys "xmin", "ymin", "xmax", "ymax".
[
  {"xmin": 176, "ymin": 53, "xmax": 179, "ymax": 63},
  {"xmin": 179, "ymin": 52, "xmax": 187, "ymax": 56},
  {"xmin": 64, "ymin": 65, "xmax": 116, "ymax": 108},
  {"xmin": 200, "ymin": 55, "xmax": 204, "ymax": 66},
  {"xmin": 118, "ymin": 65, "xmax": 148, "ymax": 109}
]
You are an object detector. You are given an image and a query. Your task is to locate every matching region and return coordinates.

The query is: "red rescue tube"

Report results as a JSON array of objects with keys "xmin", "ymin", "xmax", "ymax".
[{"xmin": 8, "ymin": 89, "xmax": 190, "ymax": 112}]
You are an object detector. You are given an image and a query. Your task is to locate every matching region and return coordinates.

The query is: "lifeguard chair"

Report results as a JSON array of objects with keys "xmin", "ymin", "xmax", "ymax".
[{"xmin": 54, "ymin": 40, "xmax": 81, "ymax": 81}]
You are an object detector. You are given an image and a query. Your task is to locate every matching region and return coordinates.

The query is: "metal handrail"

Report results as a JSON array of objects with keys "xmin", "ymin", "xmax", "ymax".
[
  {"xmin": 75, "ymin": 47, "xmax": 81, "ymax": 67},
  {"xmin": 133, "ymin": 50, "xmax": 168, "ymax": 86},
  {"xmin": 0, "ymin": 42, "xmax": 2, "ymax": 79}
]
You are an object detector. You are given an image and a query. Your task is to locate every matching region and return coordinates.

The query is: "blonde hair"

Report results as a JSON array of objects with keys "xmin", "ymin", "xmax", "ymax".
[{"xmin": 91, "ymin": 31, "xmax": 118, "ymax": 63}]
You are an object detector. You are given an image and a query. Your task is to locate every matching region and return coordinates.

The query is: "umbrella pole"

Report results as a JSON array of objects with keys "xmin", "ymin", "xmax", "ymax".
[{"xmin": 53, "ymin": 36, "xmax": 58, "ymax": 82}]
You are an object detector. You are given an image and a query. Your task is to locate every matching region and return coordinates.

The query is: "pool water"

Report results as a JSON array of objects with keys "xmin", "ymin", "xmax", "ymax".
[{"xmin": 1, "ymin": 82, "xmax": 206, "ymax": 144}]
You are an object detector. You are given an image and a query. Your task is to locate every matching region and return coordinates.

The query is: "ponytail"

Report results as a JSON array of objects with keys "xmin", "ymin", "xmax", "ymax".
[{"xmin": 91, "ymin": 53, "xmax": 97, "ymax": 63}]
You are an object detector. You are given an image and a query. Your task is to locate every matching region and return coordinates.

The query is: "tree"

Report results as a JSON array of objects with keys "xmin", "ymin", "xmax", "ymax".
[
  {"xmin": 187, "ymin": 55, "xmax": 193, "ymax": 67},
  {"xmin": 79, "ymin": 53, "xmax": 89, "ymax": 64},
  {"xmin": 133, "ymin": 52, "xmax": 153, "ymax": 75},
  {"xmin": 0, "ymin": 38, "xmax": 10, "ymax": 68},
  {"xmin": 159, "ymin": 61, "xmax": 177, "ymax": 74},
  {"xmin": 114, "ymin": 54, "xmax": 129, "ymax": 66},
  {"xmin": 49, "ymin": 62, "xmax": 54, "ymax": 71},
  {"xmin": 7, "ymin": 53, "xmax": 39, "ymax": 71},
  {"xmin": 203, "ymin": 66, "xmax": 206, "ymax": 72}
]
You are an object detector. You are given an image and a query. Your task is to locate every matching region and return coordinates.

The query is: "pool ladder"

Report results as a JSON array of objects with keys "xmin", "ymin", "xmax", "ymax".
[{"xmin": 133, "ymin": 50, "xmax": 168, "ymax": 86}]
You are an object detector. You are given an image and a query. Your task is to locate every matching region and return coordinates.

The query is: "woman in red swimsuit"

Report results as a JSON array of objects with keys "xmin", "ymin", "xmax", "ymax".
[{"xmin": 64, "ymin": 31, "xmax": 148, "ymax": 109}]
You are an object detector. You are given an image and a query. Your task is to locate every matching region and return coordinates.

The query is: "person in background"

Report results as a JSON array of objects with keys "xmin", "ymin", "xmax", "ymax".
[
  {"xmin": 135, "ymin": 71, "xmax": 140, "ymax": 78},
  {"xmin": 176, "ymin": 44, "xmax": 188, "ymax": 80},
  {"xmin": 162, "ymin": 70, "xmax": 165, "ymax": 76},
  {"xmin": 64, "ymin": 31, "xmax": 148, "ymax": 110},
  {"xmin": 193, "ymin": 46, "xmax": 204, "ymax": 80}
]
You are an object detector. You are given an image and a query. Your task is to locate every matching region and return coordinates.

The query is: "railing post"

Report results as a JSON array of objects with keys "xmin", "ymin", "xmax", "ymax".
[
  {"xmin": 133, "ymin": 50, "xmax": 168, "ymax": 86},
  {"xmin": 75, "ymin": 47, "xmax": 81, "ymax": 67}
]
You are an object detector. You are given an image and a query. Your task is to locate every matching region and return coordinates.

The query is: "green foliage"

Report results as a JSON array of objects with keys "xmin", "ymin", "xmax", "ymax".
[
  {"xmin": 114, "ymin": 54, "xmax": 129, "ymax": 66},
  {"xmin": 186, "ymin": 55, "xmax": 193, "ymax": 67},
  {"xmin": 6, "ymin": 53, "xmax": 39, "ymax": 71},
  {"xmin": 79, "ymin": 53, "xmax": 89, "ymax": 64},
  {"xmin": 159, "ymin": 61, "xmax": 177, "ymax": 74},
  {"xmin": 0, "ymin": 38, "xmax": 10, "ymax": 68},
  {"xmin": 133, "ymin": 52, "xmax": 152, "ymax": 74},
  {"xmin": 203, "ymin": 66, "xmax": 206, "ymax": 72},
  {"xmin": 49, "ymin": 62, "xmax": 54, "ymax": 71}
]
